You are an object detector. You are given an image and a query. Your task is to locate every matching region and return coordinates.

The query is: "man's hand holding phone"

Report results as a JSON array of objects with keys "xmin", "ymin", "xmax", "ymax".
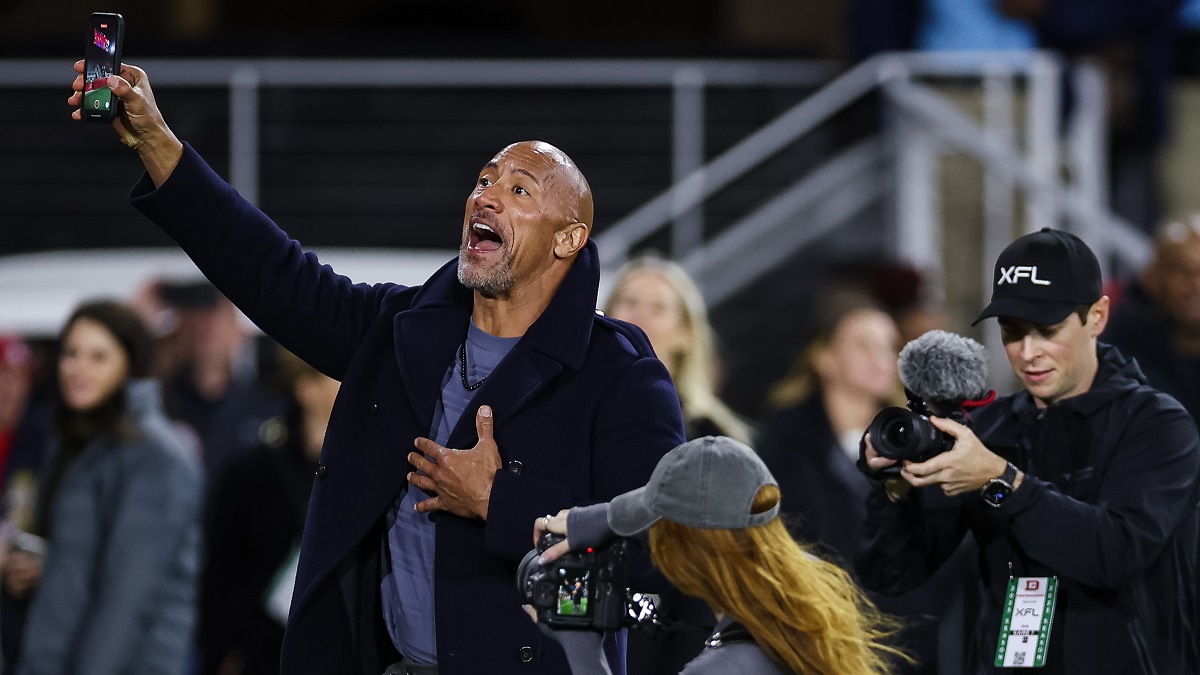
[{"xmin": 70, "ymin": 56, "xmax": 183, "ymax": 185}]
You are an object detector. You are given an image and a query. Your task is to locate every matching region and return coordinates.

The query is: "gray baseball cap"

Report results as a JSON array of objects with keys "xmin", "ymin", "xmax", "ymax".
[{"xmin": 608, "ymin": 436, "xmax": 780, "ymax": 536}]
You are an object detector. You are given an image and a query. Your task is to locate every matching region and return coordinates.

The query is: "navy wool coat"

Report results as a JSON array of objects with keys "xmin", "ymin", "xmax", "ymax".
[{"xmin": 131, "ymin": 146, "xmax": 686, "ymax": 675}]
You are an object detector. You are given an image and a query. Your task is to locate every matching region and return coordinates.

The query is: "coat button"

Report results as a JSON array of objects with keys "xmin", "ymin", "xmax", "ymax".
[
  {"xmin": 517, "ymin": 646, "xmax": 534, "ymax": 663},
  {"xmin": 370, "ymin": 402, "xmax": 379, "ymax": 416},
  {"xmin": 315, "ymin": 462, "xmax": 328, "ymax": 479},
  {"xmin": 507, "ymin": 460, "xmax": 523, "ymax": 475}
]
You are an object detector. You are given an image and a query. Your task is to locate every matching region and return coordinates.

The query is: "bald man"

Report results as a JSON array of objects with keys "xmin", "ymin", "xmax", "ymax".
[
  {"xmin": 69, "ymin": 63, "xmax": 685, "ymax": 675},
  {"xmin": 1104, "ymin": 217, "xmax": 1200, "ymax": 421}
]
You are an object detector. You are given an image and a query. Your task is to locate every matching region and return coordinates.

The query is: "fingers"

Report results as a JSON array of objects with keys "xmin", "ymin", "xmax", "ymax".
[
  {"xmin": 107, "ymin": 74, "xmax": 133, "ymax": 101},
  {"xmin": 532, "ymin": 509, "xmax": 570, "ymax": 545},
  {"xmin": 413, "ymin": 437, "xmax": 444, "ymax": 459},
  {"xmin": 900, "ymin": 465, "xmax": 939, "ymax": 488},
  {"xmin": 866, "ymin": 455, "xmax": 899, "ymax": 470},
  {"xmin": 930, "ymin": 415, "xmax": 968, "ymax": 437},
  {"xmin": 538, "ymin": 539, "xmax": 571, "ymax": 565},
  {"xmin": 413, "ymin": 494, "xmax": 441, "ymax": 514},
  {"xmin": 408, "ymin": 448, "xmax": 438, "ymax": 475},
  {"xmin": 900, "ymin": 452, "xmax": 955, "ymax": 487},
  {"xmin": 522, "ymin": 604, "xmax": 538, "ymax": 624},
  {"xmin": 863, "ymin": 434, "xmax": 899, "ymax": 471},
  {"xmin": 110, "ymin": 64, "xmax": 148, "ymax": 100},
  {"xmin": 475, "ymin": 405, "xmax": 494, "ymax": 443},
  {"xmin": 75, "ymin": 59, "xmax": 85, "ymax": 73},
  {"xmin": 407, "ymin": 470, "xmax": 437, "ymax": 495}
]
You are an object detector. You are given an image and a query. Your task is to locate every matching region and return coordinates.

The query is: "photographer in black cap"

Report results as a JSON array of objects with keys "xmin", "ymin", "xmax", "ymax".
[{"xmin": 859, "ymin": 228, "xmax": 1200, "ymax": 673}]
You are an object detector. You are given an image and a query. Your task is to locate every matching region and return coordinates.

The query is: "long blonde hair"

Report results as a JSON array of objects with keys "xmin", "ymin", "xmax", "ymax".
[
  {"xmin": 605, "ymin": 256, "xmax": 750, "ymax": 443},
  {"xmin": 649, "ymin": 484, "xmax": 908, "ymax": 674}
]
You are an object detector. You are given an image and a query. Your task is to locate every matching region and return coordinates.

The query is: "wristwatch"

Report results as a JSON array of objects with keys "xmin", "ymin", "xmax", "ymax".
[{"xmin": 980, "ymin": 462, "xmax": 1020, "ymax": 508}]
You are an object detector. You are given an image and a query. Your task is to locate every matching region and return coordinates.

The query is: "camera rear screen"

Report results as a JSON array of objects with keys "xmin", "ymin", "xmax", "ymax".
[
  {"xmin": 84, "ymin": 20, "xmax": 118, "ymax": 114},
  {"xmin": 555, "ymin": 570, "xmax": 591, "ymax": 617}
]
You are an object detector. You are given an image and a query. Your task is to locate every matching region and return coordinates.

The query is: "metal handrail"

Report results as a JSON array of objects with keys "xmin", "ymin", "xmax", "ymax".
[
  {"xmin": 595, "ymin": 56, "xmax": 884, "ymax": 267},
  {"xmin": 885, "ymin": 79, "xmax": 1151, "ymax": 268},
  {"xmin": 594, "ymin": 50, "xmax": 1106, "ymax": 270},
  {"xmin": 681, "ymin": 138, "xmax": 887, "ymax": 306}
]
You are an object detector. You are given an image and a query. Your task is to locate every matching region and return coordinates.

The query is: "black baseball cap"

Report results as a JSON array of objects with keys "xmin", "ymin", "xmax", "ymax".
[{"xmin": 973, "ymin": 228, "xmax": 1102, "ymax": 326}]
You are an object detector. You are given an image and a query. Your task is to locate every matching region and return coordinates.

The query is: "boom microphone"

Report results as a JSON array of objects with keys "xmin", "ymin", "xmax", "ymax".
[{"xmin": 897, "ymin": 330, "xmax": 989, "ymax": 405}]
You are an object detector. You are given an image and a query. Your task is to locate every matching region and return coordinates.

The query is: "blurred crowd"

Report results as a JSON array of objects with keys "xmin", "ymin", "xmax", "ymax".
[{"xmin": 0, "ymin": 214, "xmax": 1193, "ymax": 674}]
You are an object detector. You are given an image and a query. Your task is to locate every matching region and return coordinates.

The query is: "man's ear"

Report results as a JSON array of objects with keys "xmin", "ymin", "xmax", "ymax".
[
  {"xmin": 554, "ymin": 222, "xmax": 589, "ymax": 259},
  {"xmin": 1089, "ymin": 296, "xmax": 1111, "ymax": 336}
]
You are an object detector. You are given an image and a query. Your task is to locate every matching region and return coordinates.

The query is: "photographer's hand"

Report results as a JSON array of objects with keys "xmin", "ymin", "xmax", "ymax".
[
  {"xmin": 862, "ymin": 433, "xmax": 900, "ymax": 473},
  {"xmin": 408, "ymin": 405, "xmax": 502, "ymax": 520},
  {"xmin": 69, "ymin": 60, "xmax": 183, "ymax": 187},
  {"xmin": 533, "ymin": 509, "xmax": 571, "ymax": 564},
  {"xmin": 900, "ymin": 416, "xmax": 1012, "ymax": 496},
  {"xmin": 862, "ymin": 434, "xmax": 912, "ymax": 501}
]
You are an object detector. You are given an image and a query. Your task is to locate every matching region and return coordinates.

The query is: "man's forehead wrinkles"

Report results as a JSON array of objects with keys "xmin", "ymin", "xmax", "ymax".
[
  {"xmin": 512, "ymin": 168, "xmax": 542, "ymax": 184},
  {"xmin": 485, "ymin": 155, "xmax": 555, "ymax": 184}
]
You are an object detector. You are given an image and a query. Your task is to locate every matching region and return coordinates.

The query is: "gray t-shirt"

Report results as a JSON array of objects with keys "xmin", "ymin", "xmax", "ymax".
[{"xmin": 381, "ymin": 321, "xmax": 518, "ymax": 663}]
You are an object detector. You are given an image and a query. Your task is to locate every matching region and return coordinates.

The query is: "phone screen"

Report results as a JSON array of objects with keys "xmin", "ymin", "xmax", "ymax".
[{"xmin": 83, "ymin": 14, "xmax": 121, "ymax": 118}]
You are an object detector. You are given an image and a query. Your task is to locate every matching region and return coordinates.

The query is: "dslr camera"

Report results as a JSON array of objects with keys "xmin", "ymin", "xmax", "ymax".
[
  {"xmin": 866, "ymin": 391, "xmax": 970, "ymax": 463},
  {"xmin": 517, "ymin": 532, "xmax": 658, "ymax": 631}
]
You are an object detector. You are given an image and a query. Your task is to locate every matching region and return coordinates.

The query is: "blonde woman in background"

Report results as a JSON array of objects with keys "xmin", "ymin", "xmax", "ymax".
[
  {"xmin": 605, "ymin": 256, "xmax": 750, "ymax": 444},
  {"xmin": 603, "ymin": 256, "xmax": 750, "ymax": 674}
]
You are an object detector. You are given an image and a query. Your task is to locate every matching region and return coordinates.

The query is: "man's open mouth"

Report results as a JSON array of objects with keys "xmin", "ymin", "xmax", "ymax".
[{"xmin": 468, "ymin": 219, "xmax": 504, "ymax": 253}]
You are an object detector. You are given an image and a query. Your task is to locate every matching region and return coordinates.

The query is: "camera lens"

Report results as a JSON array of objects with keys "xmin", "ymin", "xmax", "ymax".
[
  {"xmin": 882, "ymin": 418, "xmax": 912, "ymax": 447},
  {"xmin": 867, "ymin": 406, "xmax": 948, "ymax": 462}
]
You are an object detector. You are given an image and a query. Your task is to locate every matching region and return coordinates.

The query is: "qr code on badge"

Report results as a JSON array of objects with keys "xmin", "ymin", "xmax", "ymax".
[{"xmin": 1013, "ymin": 651, "xmax": 1027, "ymax": 666}]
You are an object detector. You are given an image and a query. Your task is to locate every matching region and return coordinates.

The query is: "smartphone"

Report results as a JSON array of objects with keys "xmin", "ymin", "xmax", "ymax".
[{"xmin": 82, "ymin": 12, "xmax": 124, "ymax": 122}]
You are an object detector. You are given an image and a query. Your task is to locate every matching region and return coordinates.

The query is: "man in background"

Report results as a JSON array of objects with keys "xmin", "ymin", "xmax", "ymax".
[{"xmin": 1104, "ymin": 216, "xmax": 1200, "ymax": 421}]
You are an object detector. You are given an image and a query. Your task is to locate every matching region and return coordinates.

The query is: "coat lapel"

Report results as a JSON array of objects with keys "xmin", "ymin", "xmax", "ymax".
[
  {"xmin": 393, "ymin": 259, "xmax": 473, "ymax": 434},
  {"xmin": 446, "ymin": 347, "xmax": 563, "ymax": 450}
]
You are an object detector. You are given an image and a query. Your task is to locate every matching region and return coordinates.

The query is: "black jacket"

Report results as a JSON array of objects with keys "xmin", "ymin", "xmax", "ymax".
[{"xmin": 860, "ymin": 344, "xmax": 1200, "ymax": 675}]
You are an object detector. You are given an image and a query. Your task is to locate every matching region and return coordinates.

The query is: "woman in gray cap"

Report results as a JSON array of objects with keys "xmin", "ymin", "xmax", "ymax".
[{"xmin": 533, "ymin": 436, "xmax": 906, "ymax": 675}]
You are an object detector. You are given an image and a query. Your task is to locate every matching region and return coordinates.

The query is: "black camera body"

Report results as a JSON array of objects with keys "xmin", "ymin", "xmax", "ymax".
[
  {"xmin": 517, "ymin": 532, "xmax": 656, "ymax": 631},
  {"xmin": 867, "ymin": 392, "xmax": 968, "ymax": 463}
]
